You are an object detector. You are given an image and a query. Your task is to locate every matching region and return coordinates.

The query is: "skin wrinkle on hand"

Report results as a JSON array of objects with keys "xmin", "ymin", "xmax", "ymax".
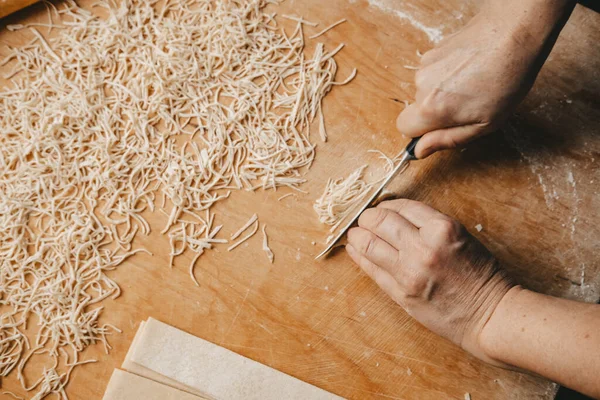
[
  {"xmin": 397, "ymin": 0, "xmax": 576, "ymax": 159},
  {"xmin": 346, "ymin": 199, "xmax": 514, "ymax": 366},
  {"xmin": 348, "ymin": 0, "xmax": 600, "ymax": 396}
]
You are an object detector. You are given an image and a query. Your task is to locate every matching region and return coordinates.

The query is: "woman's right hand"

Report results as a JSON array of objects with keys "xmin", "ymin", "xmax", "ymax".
[{"xmin": 397, "ymin": 0, "xmax": 576, "ymax": 159}]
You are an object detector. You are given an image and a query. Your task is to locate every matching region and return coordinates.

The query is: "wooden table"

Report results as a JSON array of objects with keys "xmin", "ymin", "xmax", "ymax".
[{"xmin": 1, "ymin": 0, "xmax": 598, "ymax": 399}]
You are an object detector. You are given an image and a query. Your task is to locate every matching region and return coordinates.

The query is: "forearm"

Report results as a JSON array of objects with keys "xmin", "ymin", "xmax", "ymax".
[
  {"xmin": 480, "ymin": 286, "xmax": 600, "ymax": 398},
  {"xmin": 485, "ymin": 0, "xmax": 576, "ymax": 37},
  {"xmin": 481, "ymin": 0, "xmax": 576, "ymax": 67}
]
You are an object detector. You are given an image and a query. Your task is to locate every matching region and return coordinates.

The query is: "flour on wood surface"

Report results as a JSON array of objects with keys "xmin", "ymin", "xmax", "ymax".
[{"xmin": 367, "ymin": 0, "xmax": 444, "ymax": 43}]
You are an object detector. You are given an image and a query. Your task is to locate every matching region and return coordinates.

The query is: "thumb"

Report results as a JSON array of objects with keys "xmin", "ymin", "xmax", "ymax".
[
  {"xmin": 396, "ymin": 103, "xmax": 446, "ymax": 139},
  {"xmin": 415, "ymin": 124, "xmax": 485, "ymax": 158}
]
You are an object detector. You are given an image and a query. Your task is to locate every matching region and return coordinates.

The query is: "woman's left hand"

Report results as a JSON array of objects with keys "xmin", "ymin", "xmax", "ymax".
[{"xmin": 346, "ymin": 199, "xmax": 513, "ymax": 364}]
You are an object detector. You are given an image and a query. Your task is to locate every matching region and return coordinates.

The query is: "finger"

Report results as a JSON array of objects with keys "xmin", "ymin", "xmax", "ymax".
[
  {"xmin": 347, "ymin": 227, "xmax": 399, "ymax": 271},
  {"xmin": 420, "ymin": 48, "xmax": 445, "ymax": 68},
  {"xmin": 433, "ymin": 28, "xmax": 462, "ymax": 49},
  {"xmin": 396, "ymin": 102, "xmax": 450, "ymax": 139},
  {"xmin": 358, "ymin": 207, "xmax": 417, "ymax": 249},
  {"xmin": 346, "ymin": 244, "xmax": 405, "ymax": 304},
  {"xmin": 415, "ymin": 123, "xmax": 488, "ymax": 158},
  {"xmin": 377, "ymin": 199, "xmax": 447, "ymax": 228}
]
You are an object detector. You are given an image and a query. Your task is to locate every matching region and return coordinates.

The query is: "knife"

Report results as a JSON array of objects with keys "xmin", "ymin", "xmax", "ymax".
[{"xmin": 315, "ymin": 137, "xmax": 420, "ymax": 259}]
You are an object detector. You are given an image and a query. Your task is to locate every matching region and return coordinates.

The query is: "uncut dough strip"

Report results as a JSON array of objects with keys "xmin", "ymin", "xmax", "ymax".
[
  {"xmin": 126, "ymin": 318, "xmax": 342, "ymax": 400},
  {"xmin": 122, "ymin": 322, "xmax": 208, "ymax": 398},
  {"xmin": 102, "ymin": 369, "xmax": 205, "ymax": 400}
]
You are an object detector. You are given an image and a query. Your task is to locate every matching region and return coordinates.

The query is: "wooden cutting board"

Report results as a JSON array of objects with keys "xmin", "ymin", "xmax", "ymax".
[
  {"xmin": 0, "ymin": 0, "xmax": 38, "ymax": 19},
  {"xmin": 1, "ymin": 0, "xmax": 599, "ymax": 399}
]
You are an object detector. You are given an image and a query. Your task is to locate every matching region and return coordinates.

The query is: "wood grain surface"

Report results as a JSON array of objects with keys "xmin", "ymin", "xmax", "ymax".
[
  {"xmin": 0, "ymin": 0, "xmax": 38, "ymax": 19},
  {"xmin": 1, "ymin": 0, "xmax": 598, "ymax": 399}
]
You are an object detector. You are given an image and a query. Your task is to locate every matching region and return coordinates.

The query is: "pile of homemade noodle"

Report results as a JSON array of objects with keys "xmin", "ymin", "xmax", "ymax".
[{"xmin": 0, "ymin": 0, "xmax": 355, "ymax": 397}]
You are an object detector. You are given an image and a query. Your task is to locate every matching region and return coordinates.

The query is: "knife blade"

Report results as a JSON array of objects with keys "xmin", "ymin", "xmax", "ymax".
[{"xmin": 315, "ymin": 137, "xmax": 420, "ymax": 260}]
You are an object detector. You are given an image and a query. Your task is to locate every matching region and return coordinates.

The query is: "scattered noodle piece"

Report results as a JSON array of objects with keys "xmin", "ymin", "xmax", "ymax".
[
  {"xmin": 368, "ymin": 150, "xmax": 395, "ymax": 173},
  {"xmin": 309, "ymin": 19, "xmax": 347, "ymax": 39},
  {"xmin": 262, "ymin": 225, "xmax": 275, "ymax": 263},
  {"xmin": 172, "ymin": 211, "xmax": 227, "ymax": 286},
  {"xmin": 367, "ymin": 149, "xmax": 404, "ymax": 173},
  {"xmin": 403, "ymin": 65, "xmax": 419, "ymax": 70},
  {"xmin": 231, "ymin": 214, "xmax": 259, "ymax": 240},
  {"xmin": 314, "ymin": 165, "xmax": 375, "ymax": 232},
  {"xmin": 227, "ymin": 221, "xmax": 260, "ymax": 252},
  {"xmin": 0, "ymin": 0, "xmax": 356, "ymax": 397},
  {"xmin": 282, "ymin": 14, "xmax": 319, "ymax": 27},
  {"xmin": 189, "ymin": 253, "xmax": 203, "ymax": 287},
  {"xmin": 333, "ymin": 68, "xmax": 358, "ymax": 86},
  {"xmin": 314, "ymin": 149, "xmax": 404, "ymax": 234},
  {"xmin": 2, "ymin": 392, "xmax": 24, "ymax": 400},
  {"xmin": 277, "ymin": 193, "xmax": 296, "ymax": 201}
]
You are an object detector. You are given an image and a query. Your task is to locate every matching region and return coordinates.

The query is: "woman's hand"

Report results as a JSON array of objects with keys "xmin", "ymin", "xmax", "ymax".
[
  {"xmin": 347, "ymin": 200, "xmax": 600, "ymax": 398},
  {"xmin": 398, "ymin": 0, "xmax": 576, "ymax": 158},
  {"xmin": 346, "ymin": 199, "xmax": 514, "ymax": 364}
]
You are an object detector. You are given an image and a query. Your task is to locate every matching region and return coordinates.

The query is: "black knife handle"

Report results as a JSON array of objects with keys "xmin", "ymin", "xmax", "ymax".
[{"xmin": 405, "ymin": 137, "xmax": 420, "ymax": 160}]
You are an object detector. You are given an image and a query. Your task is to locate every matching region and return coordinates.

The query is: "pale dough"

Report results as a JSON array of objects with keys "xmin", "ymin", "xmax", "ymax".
[
  {"xmin": 102, "ymin": 369, "xmax": 203, "ymax": 400},
  {"xmin": 123, "ymin": 318, "xmax": 343, "ymax": 400},
  {"xmin": 122, "ymin": 321, "xmax": 210, "ymax": 399}
]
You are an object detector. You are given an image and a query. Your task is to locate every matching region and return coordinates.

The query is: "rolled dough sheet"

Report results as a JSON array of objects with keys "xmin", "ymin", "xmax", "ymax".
[
  {"xmin": 122, "ymin": 321, "xmax": 211, "ymax": 399},
  {"xmin": 128, "ymin": 318, "xmax": 343, "ymax": 400},
  {"xmin": 102, "ymin": 369, "xmax": 203, "ymax": 400}
]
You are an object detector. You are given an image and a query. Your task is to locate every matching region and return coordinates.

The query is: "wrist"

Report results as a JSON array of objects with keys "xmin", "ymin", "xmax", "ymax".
[
  {"xmin": 460, "ymin": 268, "xmax": 516, "ymax": 366},
  {"xmin": 477, "ymin": 285, "xmax": 525, "ymax": 366}
]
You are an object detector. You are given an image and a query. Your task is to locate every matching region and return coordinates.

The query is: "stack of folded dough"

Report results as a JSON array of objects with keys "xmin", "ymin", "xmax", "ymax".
[
  {"xmin": 103, "ymin": 370, "xmax": 203, "ymax": 400},
  {"xmin": 102, "ymin": 318, "xmax": 342, "ymax": 400}
]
